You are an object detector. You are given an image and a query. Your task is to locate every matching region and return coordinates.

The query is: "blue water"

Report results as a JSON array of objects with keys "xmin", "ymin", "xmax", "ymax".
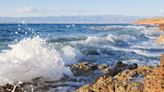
[
  {"xmin": 0, "ymin": 23, "xmax": 164, "ymax": 91},
  {"xmin": 0, "ymin": 24, "xmax": 163, "ymax": 66}
]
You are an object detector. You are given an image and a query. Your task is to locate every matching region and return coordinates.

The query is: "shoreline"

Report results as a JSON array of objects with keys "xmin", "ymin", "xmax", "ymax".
[
  {"xmin": 76, "ymin": 19, "xmax": 164, "ymax": 92},
  {"xmin": 0, "ymin": 22, "xmax": 163, "ymax": 92}
]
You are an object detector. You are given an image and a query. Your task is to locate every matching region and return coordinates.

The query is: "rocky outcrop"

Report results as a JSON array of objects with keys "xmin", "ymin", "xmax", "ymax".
[
  {"xmin": 76, "ymin": 64, "xmax": 154, "ymax": 92},
  {"xmin": 134, "ymin": 18, "xmax": 164, "ymax": 44},
  {"xmin": 134, "ymin": 18, "xmax": 164, "ymax": 25},
  {"xmin": 157, "ymin": 35, "xmax": 164, "ymax": 44},
  {"xmin": 158, "ymin": 24, "xmax": 164, "ymax": 31},
  {"xmin": 70, "ymin": 62, "xmax": 110, "ymax": 76},
  {"xmin": 109, "ymin": 61, "xmax": 138, "ymax": 76},
  {"xmin": 143, "ymin": 54, "xmax": 164, "ymax": 92},
  {"xmin": 77, "ymin": 19, "xmax": 164, "ymax": 92},
  {"xmin": 157, "ymin": 23, "xmax": 164, "ymax": 44},
  {"xmin": 76, "ymin": 56, "xmax": 164, "ymax": 92}
]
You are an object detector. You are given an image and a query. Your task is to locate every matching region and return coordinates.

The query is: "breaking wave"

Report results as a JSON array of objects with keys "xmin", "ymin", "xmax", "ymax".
[{"xmin": 0, "ymin": 36, "xmax": 82, "ymax": 85}]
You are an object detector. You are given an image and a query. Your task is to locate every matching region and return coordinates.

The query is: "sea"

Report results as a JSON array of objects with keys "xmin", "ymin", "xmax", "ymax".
[{"xmin": 0, "ymin": 23, "xmax": 163, "ymax": 91}]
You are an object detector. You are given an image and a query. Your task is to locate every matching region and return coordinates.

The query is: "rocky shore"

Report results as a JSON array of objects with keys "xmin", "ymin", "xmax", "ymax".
[
  {"xmin": 76, "ymin": 59, "xmax": 164, "ymax": 92},
  {"xmin": 76, "ymin": 19, "xmax": 164, "ymax": 92},
  {"xmin": 134, "ymin": 18, "xmax": 164, "ymax": 25}
]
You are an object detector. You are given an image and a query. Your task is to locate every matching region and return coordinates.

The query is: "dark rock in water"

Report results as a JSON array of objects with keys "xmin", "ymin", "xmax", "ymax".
[
  {"xmin": 0, "ymin": 83, "xmax": 30, "ymax": 92},
  {"xmin": 70, "ymin": 62, "xmax": 97, "ymax": 76},
  {"xmin": 109, "ymin": 61, "xmax": 138, "ymax": 76},
  {"xmin": 70, "ymin": 62, "xmax": 111, "ymax": 76}
]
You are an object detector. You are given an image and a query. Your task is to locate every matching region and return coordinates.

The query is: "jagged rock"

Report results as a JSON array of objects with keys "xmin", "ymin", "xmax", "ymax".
[
  {"xmin": 70, "ymin": 62, "xmax": 98, "ymax": 76},
  {"xmin": 134, "ymin": 18, "xmax": 164, "ymax": 25},
  {"xmin": 75, "ymin": 62, "xmax": 154, "ymax": 92},
  {"xmin": 70, "ymin": 62, "xmax": 111, "ymax": 76},
  {"xmin": 76, "ymin": 75, "xmax": 143, "ymax": 92},
  {"xmin": 0, "ymin": 83, "xmax": 29, "ymax": 92},
  {"xmin": 109, "ymin": 61, "xmax": 138, "ymax": 76}
]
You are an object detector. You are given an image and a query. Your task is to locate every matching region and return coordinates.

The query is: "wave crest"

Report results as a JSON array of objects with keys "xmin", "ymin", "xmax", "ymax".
[{"xmin": 0, "ymin": 36, "xmax": 81, "ymax": 85}]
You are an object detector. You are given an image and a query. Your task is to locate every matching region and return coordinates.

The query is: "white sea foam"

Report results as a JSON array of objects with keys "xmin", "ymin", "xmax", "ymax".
[
  {"xmin": 89, "ymin": 25, "xmax": 147, "ymax": 31},
  {"xmin": 61, "ymin": 45, "xmax": 82, "ymax": 65},
  {"xmin": 82, "ymin": 34, "xmax": 137, "ymax": 46},
  {"xmin": 85, "ymin": 34, "xmax": 116, "ymax": 44},
  {"xmin": 0, "ymin": 36, "xmax": 81, "ymax": 85}
]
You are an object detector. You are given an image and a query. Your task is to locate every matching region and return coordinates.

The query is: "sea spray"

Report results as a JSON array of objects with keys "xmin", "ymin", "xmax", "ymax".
[
  {"xmin": 61, "ymin": 45, "xmax": 82, "ymax": 65},
  {"xmin": 0, "ymin": 36, "xmax": 81, "ymax": 85}
]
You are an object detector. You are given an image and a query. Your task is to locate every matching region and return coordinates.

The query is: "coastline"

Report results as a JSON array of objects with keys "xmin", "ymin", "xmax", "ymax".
[
  {"xmin": 76, "ymin": 18, "xmax": 164, "ymax": 92},
  {"xmin": 0, "ymin": 22, "xmax": 163, "ymax": 92}
]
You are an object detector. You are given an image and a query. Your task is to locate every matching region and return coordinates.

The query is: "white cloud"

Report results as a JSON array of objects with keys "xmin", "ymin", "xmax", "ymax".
[
  {"xmin": 157, "ymin": 9, "xmax": 164, "ymax": 16},
  {"xmin": 16, "ymin": 6, "xmax": 42, "ymax": 13},
  {"xmin": 159, "ymin": 10, "xmax": 164, "ymax": 13},
  {"xmin": 16, "ymin": 6, "xmax": 93, "ymax": 16}
]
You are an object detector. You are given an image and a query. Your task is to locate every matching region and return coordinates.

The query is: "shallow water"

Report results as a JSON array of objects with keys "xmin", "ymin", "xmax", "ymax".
[{"xmin": 0, "ymin": 23, "xmax": 163, "ymax": 91}]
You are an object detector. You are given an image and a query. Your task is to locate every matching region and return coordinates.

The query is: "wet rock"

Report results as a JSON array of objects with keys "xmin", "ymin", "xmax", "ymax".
[
  {"xmin": 70, "ymin": 62, "xmax": 98, "ymax": 76},
  {"xmin": 109, "ymin": 61, "xmax": 138, "ymax": 76},
  {"xmin": 0, "ymin": 83, "xmax": 29, "ymax": 92},
  {"xmin": 70, "ymin": 62, "xmax": 111, "ymax": 76}
]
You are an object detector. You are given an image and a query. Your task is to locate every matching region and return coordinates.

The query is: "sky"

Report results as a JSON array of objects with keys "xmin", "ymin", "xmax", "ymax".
[{"xmin": 0, "ymin": 0, "xmax": 164, "ymax": 17}]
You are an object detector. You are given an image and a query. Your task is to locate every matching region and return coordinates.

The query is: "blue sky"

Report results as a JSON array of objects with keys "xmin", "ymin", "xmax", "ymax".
[{"xmin": 0, "ymin": 0, "xmax": 164, "ymax": 17}]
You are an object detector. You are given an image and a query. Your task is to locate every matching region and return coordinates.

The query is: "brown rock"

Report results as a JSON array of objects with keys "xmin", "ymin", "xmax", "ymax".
[
  {"xmin": 134, "ymin": 18, "xmax": 164, "ymax": 25},
  {"xmin": 158, "ymin": 24, "xmax": 164, "ymax": 31},
  {"xmin": 143, "ymin": 54, "xmax": 164, "ymax": 92},
  {"xmin": 157, "ymin": 35, "xmax": 164, "ymax": 44},
  {"xmin": 70, "ymin": 62, "xmax": 111, "ymax": 76},
  {"xmin": 76, "ymin": 63, "xmax": 153, "ymax": 92}
]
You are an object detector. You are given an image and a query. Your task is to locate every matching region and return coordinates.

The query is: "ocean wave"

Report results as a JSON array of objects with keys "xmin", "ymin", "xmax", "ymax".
[
  {"xmin": 73, "ymin": 34, "xmax": 138, "ymax": 47},
  {"xmin": 88, "ymin": 25, "xmax": 148, "ymax": 31},
  {"xmin": 0, "ymin": 36, "xmax": 82, "ymax": 85}
]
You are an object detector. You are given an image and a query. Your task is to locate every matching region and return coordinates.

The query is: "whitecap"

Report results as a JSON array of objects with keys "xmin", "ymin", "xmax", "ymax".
[{"xmin": 0, "ymin": 36, "xmax": 78, "ymax": 85}]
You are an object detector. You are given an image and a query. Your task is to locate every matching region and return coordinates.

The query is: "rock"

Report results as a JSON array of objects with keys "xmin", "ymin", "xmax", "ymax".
[
  {"xmin": 0, "ymin": 83, "xmax": 28, "ymax": 92},
  {"xmin": 70, "ymin": 62, "xmax": 111, "ymax": 76},
  {"xmin": 143, "ymin": 69, "xmax": 164, "ymax": 92},
  {"xmin": 76, "ymin": 62, "xmax": 153, "ymax": 92},
  {"xmin": 158, "ymin": 24, "xmax": 164, "ymax": 31},
  {"xmin": 160, "ymin": 54, "xmax": 164, "ymax": 66},
  {"xmin": 159, "ymin": 54, "xmax": 164, "ymax": 77},
  {"xmin": 97, "ymin": 64, "xmax": 108, "ymax": 69},
  {"xmin": 76, "ymin": 75, "xmax": 143, "ymax": 92},
  {"xmin": 157, "ymin": 35, "xmax": 164, "ymax": 44},
  {"xmin": 109, "ymin": 61, "xmax": 138, "ymax": 76},
  {"xmin": 134, "ymin": 18, "xmax": 164, "ymax": 25},
  {"xmin": 143, "ymin": 54, "xmax": 164, "ymax": 92}
]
